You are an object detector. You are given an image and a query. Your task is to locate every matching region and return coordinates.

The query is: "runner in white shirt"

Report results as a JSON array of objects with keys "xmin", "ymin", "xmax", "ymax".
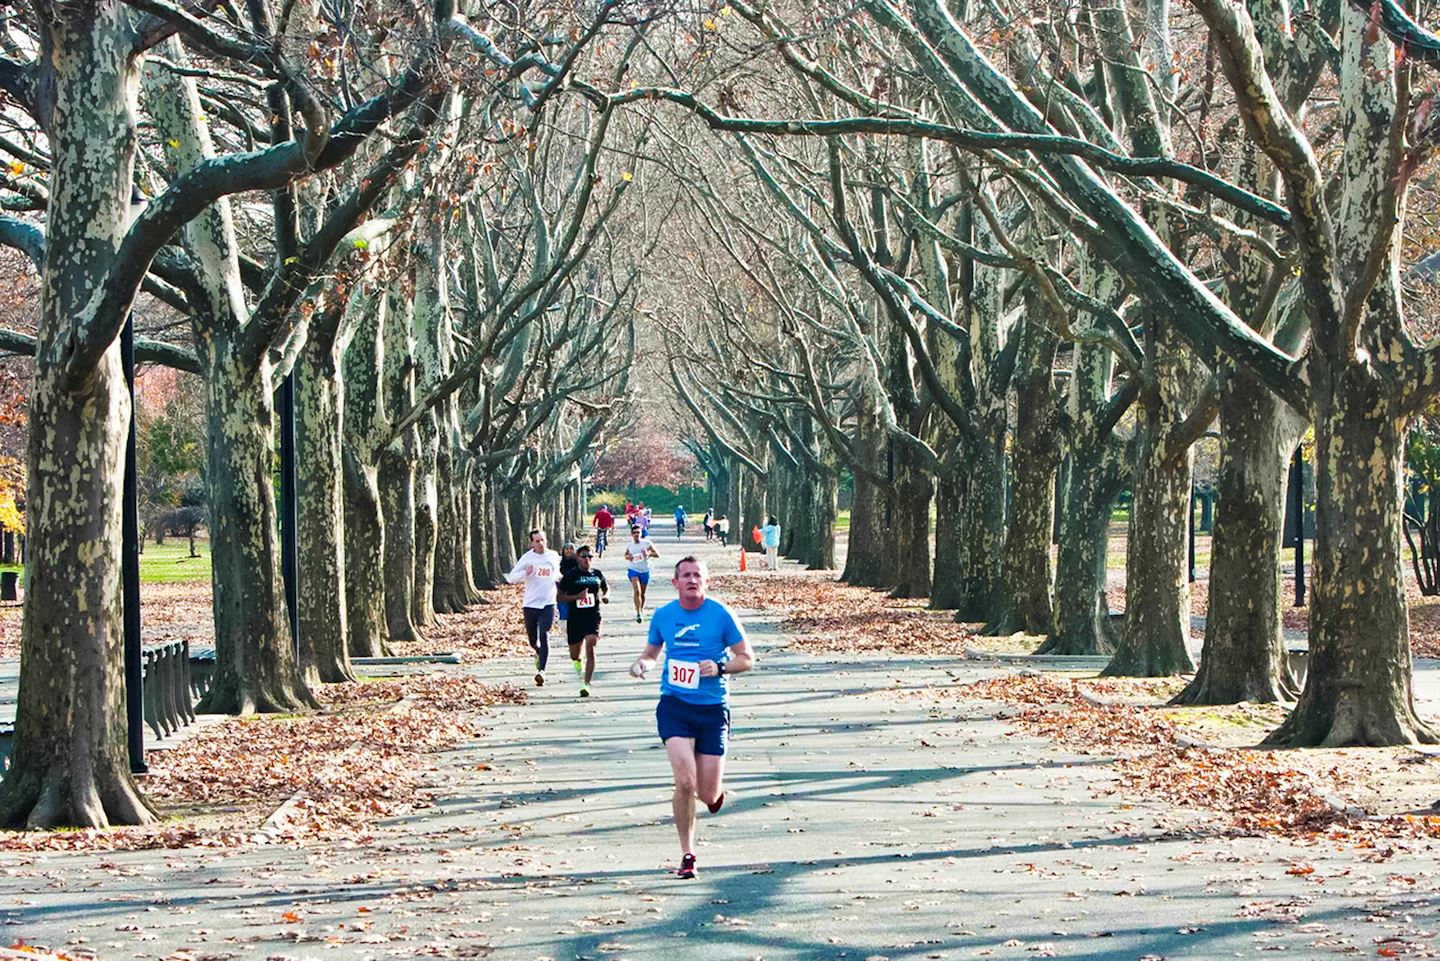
[
  {"xmin": 624, "ymin": 525, "xmax": 661, "ymax": 623},
  {"xmin": 505, "ymin": 528, "xmax": 562, "ymax": 686}
]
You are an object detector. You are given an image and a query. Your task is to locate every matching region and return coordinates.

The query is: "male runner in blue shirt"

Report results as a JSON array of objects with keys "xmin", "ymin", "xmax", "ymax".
[{"xmin": 630, "ymin": 555, "xmax": 755, "ymax": 879}]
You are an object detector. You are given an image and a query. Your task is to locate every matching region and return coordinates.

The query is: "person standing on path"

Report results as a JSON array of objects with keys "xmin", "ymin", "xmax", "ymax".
[
  {"xmin": 592, "ymin": 503, "xmax": 615, "ymax": 558},
  {"xmin": 556, "ymin": 545, "xmax": 609, "ymax": 697},
  {"xmin": 505, "ymin": 529, "xmax": 562, "ymax": 687},
  {"xmin": 703, "ymin": 508, "xmax": 715, "ymax": 541},
  {"xmin": 629, "ymin": 556, "xmax": 755, "ymax": 879},
  {"xmin": 760, "ymin": 516, "xmax": 781, "ymax": 571},
  {"xmin": 674, "ymin": 504, "xmax": 687, "ymax": 540},
  {"xmin": 716, "ymin": 514, "xmax": 730, "ymax": 547},
  {"xmin": 624, "ymin": 525, "xmax": 660, "ymax": 622}
]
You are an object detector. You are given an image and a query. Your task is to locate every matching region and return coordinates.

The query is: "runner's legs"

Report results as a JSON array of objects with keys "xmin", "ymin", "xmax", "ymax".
[
  {"xmin": 584, "ymin": 632, "xmax": 598, "ymax": 684},
  {"xmin": 523, "ymin": 606, "xmax": 553, "ymax": 671},
  {"xmin": 665, "ymin": 737, "xmax": 699, "ymax": 854},
  {"xmin": 695, "ymin": 753, "xmax": 725, "ymax": 808}
]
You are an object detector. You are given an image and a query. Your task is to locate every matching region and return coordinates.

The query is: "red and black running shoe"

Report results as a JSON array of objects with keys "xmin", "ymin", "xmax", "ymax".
[
  {"xmin": 676, "ymin": 853, "xmax": 697, "ymax": 880},
  {"xmin": 706, "ymin": 792, "xmax": 725, "ymax": 814}
]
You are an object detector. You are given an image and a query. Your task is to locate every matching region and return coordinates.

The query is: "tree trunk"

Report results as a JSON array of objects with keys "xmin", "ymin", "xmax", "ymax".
[
  {"xmin": 411, "ymin": 436, "xmax": 439, "ymax": 627},
  {"xmin": 989, "ymin": 438, "xmax": 1056, "ymax": 635},
  {"xmin": 930, "ymin": 459, "xmax": 966, "ymax": 609},
  {"xmin": 198, "ymin": 344, "xmax": 317, "ymax": 713},
  {"xmin": 989, "ymin": 301, "xmax": 1059, "ymax": 634},
  {"xmin": 343, "ymin": 452, "xmax": 388, "ymax": 657},
  {"xmin": 493, "ymin": 488, "xmax": 517, "ymax": 574},
  {"xmin": 952, "ymin": 435, "xmax": 1006, "ymax": 623},
  {"xmin": 380, "ymin": 444, "xmax": 424, "ymax": 643},
  {"xmin": 433, "ymin": 450, "xmax": 476, "ymax": 613},
  {"xmin": 1175, "ymin": 364, "xmax": 1299, "ymax": 704},
  {"xmin": 1267, "ymin": 350, "xmax": 1437, "ymax": 745},
  {"xmin": 341, "ymin": 282, "xmax": 388, "ymax": 657},
  {"xmin": 0, "ymin": 9, "xmax": 155, "ymax": 828},
  {"xmin": 1039, "ymin": 447, "xmax": 1122, "ymax": 655},
  {"xmin": 295, "ymin": 329, "xmax": 354, "ymax": 685},
  {"xmin": 889, "ymin": 454, "xmax": 934, "ymax": 598},
  {"xmin": 843, "ymin": 420, "xmax": 892, "ymax": 586},
  {"xmin": 470, "ymin": 476, "xmax": 498, "ymax": 589},
  {"xmin": 1103, "ymin": 404, "xmax": 1196, "ymax": 677},
  {"xmin": 740, "ymin": 460, "xmax": 767, "ymax": 554},
  {"xmin": 379, "ymin": 288, "xmax": 422, "ymax": 643},
  {"xmin": 807, "ymin": 472, "xmax": 837, "ymax": 569}
]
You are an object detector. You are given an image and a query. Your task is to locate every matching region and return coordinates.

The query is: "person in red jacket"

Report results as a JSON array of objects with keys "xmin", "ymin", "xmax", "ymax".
[{"xmin": 593, "ymin": 504, "xmax": 616, "ymax": 557}]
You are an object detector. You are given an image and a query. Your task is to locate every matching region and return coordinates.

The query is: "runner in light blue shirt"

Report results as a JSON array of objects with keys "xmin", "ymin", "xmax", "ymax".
[{"xmin": 631, "ymin": 556, "xmax": 755, "ymax": 879}]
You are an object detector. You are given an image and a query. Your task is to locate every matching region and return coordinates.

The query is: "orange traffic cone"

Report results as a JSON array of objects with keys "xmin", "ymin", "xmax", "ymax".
[{"xmin": 739, "ymin": 548, "xmax": 747, "ymax": 572}]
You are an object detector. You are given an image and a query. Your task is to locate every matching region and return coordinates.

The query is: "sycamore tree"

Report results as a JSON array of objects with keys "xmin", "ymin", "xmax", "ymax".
[
  {"xmin": 0, "ymin": 0, "xmax": 636, "ymax": 829},
  {"xmin": 596, "ymin": 0, "xmax": 1440, "ymax": 745}
]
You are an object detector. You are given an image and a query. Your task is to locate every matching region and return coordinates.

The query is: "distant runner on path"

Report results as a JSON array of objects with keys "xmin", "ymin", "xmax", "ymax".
[
  {"xmin": 556, "ymin": 544, "xmax": 609, "ymax": 697},
  {"xmin": 624, "ymin": 525, "xmax": 660, "ymax": 623},
  {"xmin": 505, "ymin": 529, "xmax": 562, "ymax": 687},
  {"xmin": 630, "ymin": 556, "xmax": 755, "ymax": 879},
  {"xmin": 674, "ymin": 504, "xmax": 687, "ymax": 540}
]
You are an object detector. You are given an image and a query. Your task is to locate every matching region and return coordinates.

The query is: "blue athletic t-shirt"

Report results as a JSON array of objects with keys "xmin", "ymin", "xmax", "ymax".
[{"xmin": 648, "ymin": 598, "xmax": 746, "ymax": 706}]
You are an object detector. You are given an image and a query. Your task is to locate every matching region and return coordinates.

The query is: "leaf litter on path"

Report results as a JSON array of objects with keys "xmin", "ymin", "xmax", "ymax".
[
  {"xmin": 709, "ymin": 571, "xmax": 976, "ymax": 655},
  {"xmin": 0, "ymin": 672, "xmax": 523, "ymax": 852},
  {"xmin": 953, "ymin": 674, "xmax": 1440, "ymax": 847}
]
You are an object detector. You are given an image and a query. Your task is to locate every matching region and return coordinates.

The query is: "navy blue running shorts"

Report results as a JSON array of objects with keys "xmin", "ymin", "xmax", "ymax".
[
  {"xmin": 656, "ymin": 694, "xmax": 730, "ymax": 756},
  {"xmin": 628, "ymin": 569, "xmax": 650, "ymax": 586}
]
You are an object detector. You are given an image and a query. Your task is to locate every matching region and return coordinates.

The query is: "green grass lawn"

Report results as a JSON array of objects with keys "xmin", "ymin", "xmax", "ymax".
[
  {"xmin": 0, "ymin": 538, "xmax": 212, "ymax": 584},
  {"xmin": 836, "ymin": 509, "xmax": 851, "ymax": 533}
]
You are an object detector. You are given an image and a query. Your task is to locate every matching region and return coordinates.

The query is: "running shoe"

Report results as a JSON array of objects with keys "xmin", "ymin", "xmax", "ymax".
[
  {"xmin": 635, "ymin": 613, "xmax": 642, "ymax": 623},
  {"xmin": 572, "ymin": 659, "xmax": 584, "ymax": 679},
  {"xmin": 676, "ymin": 853, "xmax": 697, "ymax": 879},
  {"xmin": 579, "ymin": 684, "xmax": 590, "ymax": 698},
  {"xmin": 706, "ymin": 791, "xmax": 725, "ymax": 814},
  {"xmin": 534, "ymin": 671, "xmax": 544, "ymax": 687}
]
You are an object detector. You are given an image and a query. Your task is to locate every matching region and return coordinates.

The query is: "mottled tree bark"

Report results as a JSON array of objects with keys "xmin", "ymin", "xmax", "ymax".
[
  {"xmin": 380, "ymin": 443, "xmax": 423, "ymax": 643},
  {"xmin": 1175, "ymin": 372, "xmax": 1300, "ymax": 704},
  {"xmin": 952, "ymin": 435, "xmax": 1006, "ymax": 623},
  {"xmin": 1104, "ymin": 326, "xmax": 1199, "ymax": 677},
  {"xmin": 990, "ymin": 300, "xmax": 1059, "ymax": 634},
  {"xmin": 199, "ymin": 340, "xmax": 316, "ymax": 713},
  {"xmin": 0, "ymin": 5, "xmax": 155, "ymax": 828},
  {"xmin": 842, "ymin": 440, "xmax": 892, "ymax": 586},
  {"xmin": 889, "ymin": 454, "xmax": 934, "ymax": 598},
  {"xmin": 930, "ymin": 461, "xmax": 966, "ymax": 610},
  {"xmin": 341, "ymin": 288, "xmax": 389, "ymax": 658},
  {"xmin": 470, "ymin": 477, "xmax": 498, "ymax": 589},
  {"xmin": 379, "ymin": 290, "xmax": 423, "ymax": 644},
  {"xmin": 1041, "ymin": 448, "xmax": 1123, "ymax": 654},
  {"xmin": 295, "ymin": 320, "xmax": 355, "ymax": 685},
  {"xmin": 1269, "ymin": 321, "xmax": 1436, "ymax": 744}
]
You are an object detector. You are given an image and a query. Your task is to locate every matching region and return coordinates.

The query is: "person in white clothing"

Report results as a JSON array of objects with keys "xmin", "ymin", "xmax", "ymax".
[
  {"xmin": 624, "ymin": 525, "xmax": 661, "ymax": 623},
  {"xmin": 506, "ymin": 528, "xmax": 562, "ymax": 686}
]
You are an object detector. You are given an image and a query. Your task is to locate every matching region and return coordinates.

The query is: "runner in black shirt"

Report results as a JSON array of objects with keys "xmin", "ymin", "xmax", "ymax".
[{"xmin": 556, "ymin": 545, "xmax": 610, "ymax": 697}]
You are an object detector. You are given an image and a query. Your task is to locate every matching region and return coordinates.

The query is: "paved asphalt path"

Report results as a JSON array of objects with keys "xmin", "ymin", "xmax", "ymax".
[{"xmin": 3, "ymin": 534, "xmax": 1438, "ymax": 959}]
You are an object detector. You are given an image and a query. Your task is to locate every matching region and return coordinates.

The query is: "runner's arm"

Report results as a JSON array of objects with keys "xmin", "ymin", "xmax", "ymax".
[
  {"xmin": 630, "ymin": 642, "xmax": 663, "ymax": 677},
  {"xmin": 700, "ymin": 639, "xmax": 754, "ymax": 677},
  {"xmin": 503, "ymin": 556, "xmax": 529, "ymax": 584}
]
